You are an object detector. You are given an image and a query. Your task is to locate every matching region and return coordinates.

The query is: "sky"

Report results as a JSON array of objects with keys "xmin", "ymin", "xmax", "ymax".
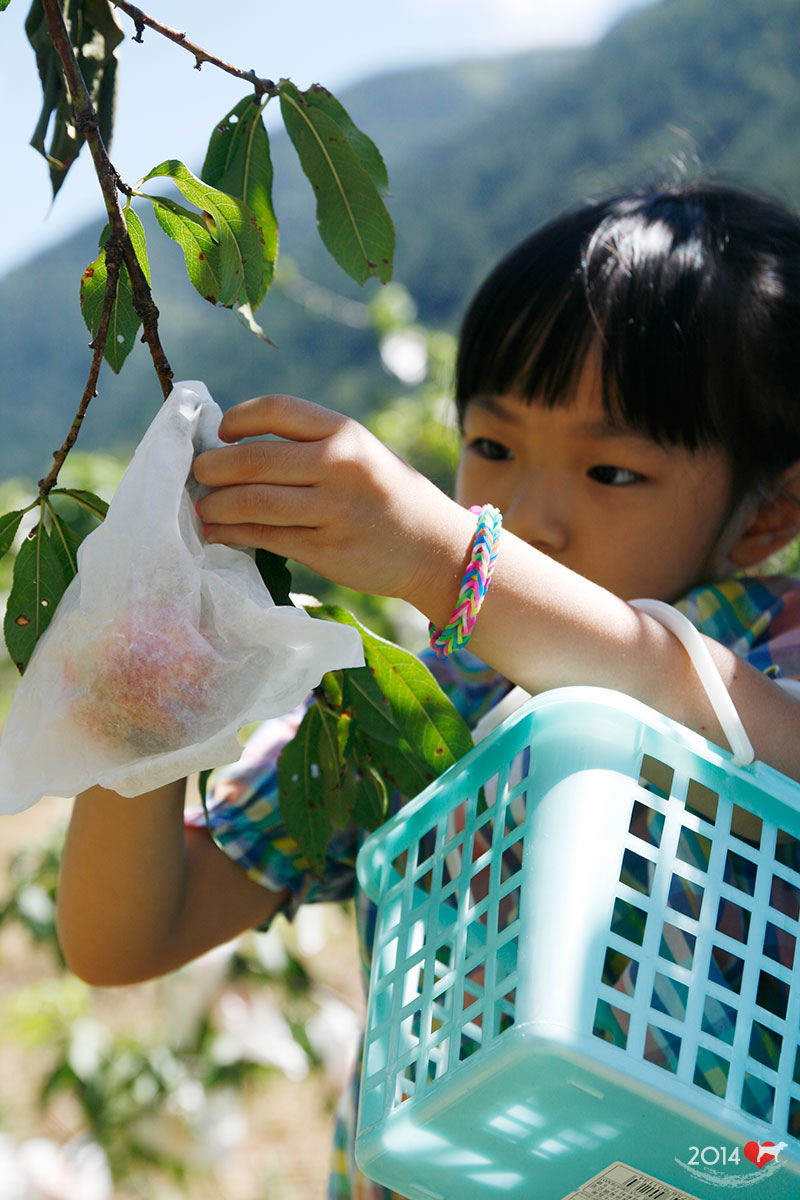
[{"xmin": 0, "ymin": 0, "xmax": 655, "ymax": 277}]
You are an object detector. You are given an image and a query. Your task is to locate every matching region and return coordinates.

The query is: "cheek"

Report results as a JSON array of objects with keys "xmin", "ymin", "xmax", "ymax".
[
  {"xmin": 454, "ymin": 455, "xmax": 483, "ymax": 507},
  {"xmin": 578, "ymin": 504, "xmax": 699, "ymax": 599},
  {"xmin": 622, "ymin": 509, "xmax": 725, "ymax": 599}
]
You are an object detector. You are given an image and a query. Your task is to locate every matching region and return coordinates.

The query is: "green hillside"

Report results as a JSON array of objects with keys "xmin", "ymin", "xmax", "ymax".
[
  {"xmin": 2, "ymin": 0, "xmax": 799, "ymax": 483},
  {"xmin": 389, "ymin": 0, "xmax": 800, "ymax": 321}
]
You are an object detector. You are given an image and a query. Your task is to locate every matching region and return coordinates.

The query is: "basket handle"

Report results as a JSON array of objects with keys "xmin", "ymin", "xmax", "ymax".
[{"xmin": 630, "ymin": 597, "xmax": 754, "ymax": 767}]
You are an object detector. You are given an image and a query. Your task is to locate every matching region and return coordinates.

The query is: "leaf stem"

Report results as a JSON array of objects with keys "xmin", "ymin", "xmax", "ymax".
[
  {"xmin": 38, "ymin": 231, "xmax": 123, "ymax": 497},
  {"xmin": 39, "ymin": 0, "xmax": 173, "ymax": 428},
  {"xmin": 112, "ymin": 1, "xmax": 278, "ymax": 98}
]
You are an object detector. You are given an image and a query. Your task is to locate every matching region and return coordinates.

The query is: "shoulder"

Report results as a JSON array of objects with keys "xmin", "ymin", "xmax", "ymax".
[{"xmin": 679, "ymin": 574, "xmax": 800, "ymax": 680}]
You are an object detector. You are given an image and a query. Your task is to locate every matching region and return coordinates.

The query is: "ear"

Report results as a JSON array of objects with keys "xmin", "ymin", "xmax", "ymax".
[{"xmin": 728, "ymin": 467, "xmax": 800, "ymax": 569}]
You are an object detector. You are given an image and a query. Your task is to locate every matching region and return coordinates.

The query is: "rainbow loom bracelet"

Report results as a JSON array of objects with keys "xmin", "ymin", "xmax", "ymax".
[{"xmin": 428, "ymin": 504, "xmax": 503, "ymax": 660}]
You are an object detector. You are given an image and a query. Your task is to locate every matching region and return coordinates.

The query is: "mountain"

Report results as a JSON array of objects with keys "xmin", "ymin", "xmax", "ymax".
[
  {"xmin": 2, "ymin": 0, "xmax": 800, "ymax": 484},
  {"xmin": 387, "ymin": 0, "xmax": 800, "ymax": 322}
]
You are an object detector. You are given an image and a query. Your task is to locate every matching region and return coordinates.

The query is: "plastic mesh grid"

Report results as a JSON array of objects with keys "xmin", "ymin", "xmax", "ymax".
[
  {"xmin": 356, "ymin": 692, "xmax": 800, "ymax": 1200},
  {"xmin": 594, "ymin": 751, "xmax": 800, "ymax": 1140},
  {"xmin": 362, "ymin": 750, "xmax": 531, "ymax": 1122}
]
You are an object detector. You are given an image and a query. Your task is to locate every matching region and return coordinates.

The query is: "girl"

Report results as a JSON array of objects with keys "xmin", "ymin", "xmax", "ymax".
[{"xmin": 56, "ymin": 182, "xmax": 800, "ymax": 1198}]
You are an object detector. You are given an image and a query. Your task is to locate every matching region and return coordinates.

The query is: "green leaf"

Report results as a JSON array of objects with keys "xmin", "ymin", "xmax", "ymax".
[
  {"xmin": 0, "ymin": 511, "xmax": 25, "ymax": 563},
  {"xmin": 318, "ymin": 669, "xmax": 344, "ymax": 710},
  {"xmin": 254, "ymin": 549, "xmax": 294, "ymax": 607},
  {"xmin": 47, "ymin": 510, "xmax": 83, "ymax": 585},
  {"xmin": 302, "ymin": 85, "xmax": 389, "ymax": 196},
  {"xmin": 143, "ymin": 160, "xmax": 266, "ymax": 309},
  {"xmin": 349, "ymin": 756, "xmax": 389, "ymax": 831},
  {"xmin": 337, "ymin": 709, "xmax": 354, "ymax": 762},
  {"xmin": 1, "ymin": 1, "xmax": 14, "ymax": 11},
  {"xmin": 80, "ymin": 211, "xmax": 150, "ymax": 373},
  {"xmin": 198, "ymin": 768, "xmax": 214, "ymax": 821},
  {"xmin": 49, "ymin": 488, "xmax": 109, "ymax": 520},
  {"xmin": 124, "ymin": 205, "xmax": 151, "ymax": 281},
  {"xmin": 25, "ymin": 0, "xmax": 124, "ymax": 197},
  {"xmin": 276, "ymin": 608, "xmax": 473, "ymax": 871},
  {"xmin": 343, "ymin": 671, "xmax": 433, "ymax": 797},
  {"xmin": 277, "ymin": 704, "xmax": 333, "ymax": 878},
  {"xmin": 150, "ymin": 196, "xmax": 227, "ymax": 306},
  {"xmin": 202, "ymin": 95, "xmax": 278, "ymax": 306},
  {"xmin": 4, "ymin": 521, "xmax": 68, "ymax": 674},
  {"xmin": 312, "ymin": 605, "xmax": 473, "ymax": 777},
  {"xmin": 278, "ymin": 80, "xmax": 394, "ymax": 286},
  {"xmin": 317, "ymin": 704, "xmax": 355, "ymax": 832}
]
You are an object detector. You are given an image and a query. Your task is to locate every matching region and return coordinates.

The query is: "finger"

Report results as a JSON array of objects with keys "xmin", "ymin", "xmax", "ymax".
[
  {"xmin": 194, "ymin": 436, "xmax": 322, "ymax": 489},
  {"xmin": 217, "ymin": 394, "xmax": 345, "ymax": 444},
  {"xmin": 196, "ymin": 482, "xmax": 320, "ymax": 529},
  {"xmin": 203, "ymin": 522, "xmax": 326, "ymax": 572},
  {"xmin": 203, "ymin": 521, "xmax": 286, "ymax": 551}
]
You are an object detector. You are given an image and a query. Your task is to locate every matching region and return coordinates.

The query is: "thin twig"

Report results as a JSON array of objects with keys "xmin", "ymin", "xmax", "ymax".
[
  {"xmin": 39, "ymin": 238, "xmax": 123, "ymax": 496},
  {"xmin": 41, "ymin": 0, "xmax": 173, "ymax": 401},
  {"xmin": 113, "ymin": 0, "xmax": 277, "ymax": 97}
]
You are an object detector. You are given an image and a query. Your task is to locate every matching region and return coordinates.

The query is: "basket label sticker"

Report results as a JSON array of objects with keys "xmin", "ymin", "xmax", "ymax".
[{"xmin": 560, "ymin": 1162, "xmax": 701, "ymax": 1200}]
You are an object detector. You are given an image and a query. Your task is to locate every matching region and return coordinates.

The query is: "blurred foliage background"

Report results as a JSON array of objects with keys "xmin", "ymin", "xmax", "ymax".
[{"xmin": 0, "ymin": 284, "xmax": 458, "ymax": 1198}]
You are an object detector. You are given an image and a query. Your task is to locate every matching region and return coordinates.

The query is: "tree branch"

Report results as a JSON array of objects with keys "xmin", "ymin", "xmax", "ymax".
[
  {"xmin": 38, "ymin": 240, "xmax": 124, "ymax": 496},
  {"xmin": 41, "ymin": 0, "xmax": 173, "ymax": 400},
  {"xmin": 113, "ymin": 1, "xmax": 278, "ymax": 97}
]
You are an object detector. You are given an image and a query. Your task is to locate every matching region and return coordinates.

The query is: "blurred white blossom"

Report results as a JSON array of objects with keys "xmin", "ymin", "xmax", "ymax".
[
  {"xmin": 0, "ymin": 1136, "xmax": 112, "ymax": 1200},
  {"xmin": 213, "ymin": 992, "xmax": 310, "ymax": 1080},
  {"xmin": 293, "ymin": 905, "xmax": 331, "ymax": 957},
  {"xmin": 379, "ymin": 329, "xmax": 429, "ymax": 385},
  {"xmin": 0, "ymin": 1135, "xmax": 26, "ymax": 1200},
  {"xmin": 16, "ymin": 885, "xmax": 54, "ymax": 926},
  {"xmin": 130, "ymin": 1086, "xmax": 246, "ymax": 1171},
  {"xmin": 250, "ymin": 923, "xmax": 290, "ymax": 973},
  {"xmin": 160, "ymin": 938, "xmax": 238, "ymax": 1048},
  {"xmin": 306, "ymin": 992, "xmax": 362, "ymax": 1090},
  {"xmin": 67, "ymin": 1019, "xmax": 112, "ymax": 1081}
]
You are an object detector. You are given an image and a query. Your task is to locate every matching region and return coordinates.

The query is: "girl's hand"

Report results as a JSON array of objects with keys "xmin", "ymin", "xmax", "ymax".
[{"xmin": 193, "ymin": 394, "xmax": 474, "ymax": 613}]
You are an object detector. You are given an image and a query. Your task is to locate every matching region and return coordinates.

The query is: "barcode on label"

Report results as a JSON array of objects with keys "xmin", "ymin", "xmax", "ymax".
[{"xmin": 561, "ymin": 1162, "xmax": 702, "ymax": 1200}]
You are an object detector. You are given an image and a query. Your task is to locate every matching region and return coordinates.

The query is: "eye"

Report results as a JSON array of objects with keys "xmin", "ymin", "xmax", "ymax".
[
  {"xmin": 587, "ymin": 464, "xmax": 644, "ymax": 486},
  {"xmin": 468, "ymin": 437, "xmax": 513, "ymax": 462}
]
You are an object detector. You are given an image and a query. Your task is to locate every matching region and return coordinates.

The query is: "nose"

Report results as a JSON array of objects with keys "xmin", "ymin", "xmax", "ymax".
[{"xmin": 499, "ymin": 471, "xmax": 569, "ymax": 554}]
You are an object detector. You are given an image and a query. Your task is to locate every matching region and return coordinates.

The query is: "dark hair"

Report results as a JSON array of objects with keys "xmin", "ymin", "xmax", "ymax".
[{"xmin": 455, "ymin": 183, "xmax": 800, "ymax": 496}]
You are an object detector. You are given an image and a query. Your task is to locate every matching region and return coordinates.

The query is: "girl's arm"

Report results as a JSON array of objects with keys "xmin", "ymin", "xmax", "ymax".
[
  {"xmin": 194, "ymin": 394, "xmax": 800, "ymax": 781},
  {"xmin": 57, "ymin": 780, "xmax": 288, "ymax": 986},
  {"xmin": 460, "ymin": 528, "xmax": 800, "ymax": 780}
]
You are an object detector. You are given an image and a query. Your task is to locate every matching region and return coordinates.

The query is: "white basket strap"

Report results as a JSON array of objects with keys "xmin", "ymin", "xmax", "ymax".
[{"xmin": 630, "ymin": 597, "xmax": 754, "ymax": 767}]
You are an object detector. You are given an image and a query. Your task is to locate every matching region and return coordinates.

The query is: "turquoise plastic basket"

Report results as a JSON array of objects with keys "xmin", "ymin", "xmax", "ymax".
[{"xmin": 354, "ymin": 685, "xmax": 800, "ymax": 1199}]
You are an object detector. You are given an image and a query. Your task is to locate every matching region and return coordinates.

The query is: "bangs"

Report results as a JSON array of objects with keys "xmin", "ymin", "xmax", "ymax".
[
  {"xmin": 455, "ymin": 197, "xmax": 726, "ymax": 453},
  {"xmin": 455, "ymin": 185, "xmax": 800, "ymax": 490}
]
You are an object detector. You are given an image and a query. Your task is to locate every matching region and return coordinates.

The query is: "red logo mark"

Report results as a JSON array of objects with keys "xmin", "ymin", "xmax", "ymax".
[{"xmin": 744, "ymin": 1140, "xmax": 786, "ymax": 1169}]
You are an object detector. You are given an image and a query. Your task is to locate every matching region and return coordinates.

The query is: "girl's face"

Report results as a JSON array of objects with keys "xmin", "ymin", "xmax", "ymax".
[{"xmin": 456, "ymin": 362, "xmax": 738, "ymax": 603}]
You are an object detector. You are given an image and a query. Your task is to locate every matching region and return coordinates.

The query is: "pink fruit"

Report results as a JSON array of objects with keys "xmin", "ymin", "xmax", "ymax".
[{"xmin": 66, "ymin": 610, "xmax": 222, "ymax": 755}]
